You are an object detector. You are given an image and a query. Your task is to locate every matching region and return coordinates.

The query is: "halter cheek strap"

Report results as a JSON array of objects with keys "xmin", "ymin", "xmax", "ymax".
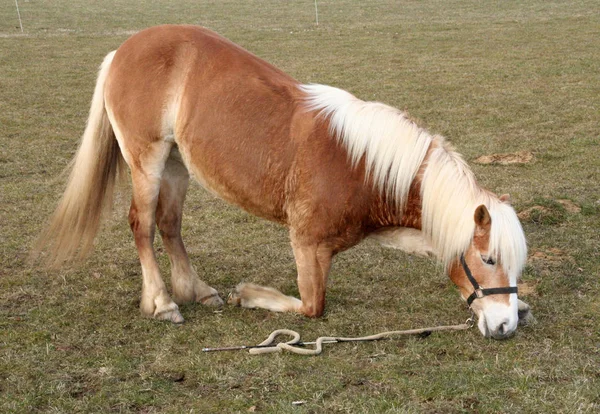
[{"xmin": 460, "ymin": 254, "xmax": 518, "ymax": 307}]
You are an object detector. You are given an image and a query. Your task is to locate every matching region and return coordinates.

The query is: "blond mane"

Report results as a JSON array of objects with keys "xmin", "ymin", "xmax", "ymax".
[{"xmin": 301, "ymin": 84, "xmax": 527, "ymax": 280}]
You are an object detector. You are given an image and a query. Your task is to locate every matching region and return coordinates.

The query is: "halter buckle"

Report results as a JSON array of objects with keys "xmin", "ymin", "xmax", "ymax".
[{"xmin": 474, "ymin": 288, "xmax": 484, "ymax": 299}]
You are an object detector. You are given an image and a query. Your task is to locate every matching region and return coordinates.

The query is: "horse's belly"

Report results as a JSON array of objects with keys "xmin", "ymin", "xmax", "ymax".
[{"xmin": 176, "ymin": 133, "xmax": 291, "ymax": 224}]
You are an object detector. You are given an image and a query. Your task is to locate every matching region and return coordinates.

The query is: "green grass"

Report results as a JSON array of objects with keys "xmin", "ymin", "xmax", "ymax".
[{"xmin": 1, "ymin": 1, "xmax": 599, "ymax": 412}]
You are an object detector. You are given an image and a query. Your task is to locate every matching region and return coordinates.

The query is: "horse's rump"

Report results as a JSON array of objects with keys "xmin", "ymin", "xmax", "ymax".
[{"xmin": 106, "ymin": 26, "xmax": 300, "ymax": 222}]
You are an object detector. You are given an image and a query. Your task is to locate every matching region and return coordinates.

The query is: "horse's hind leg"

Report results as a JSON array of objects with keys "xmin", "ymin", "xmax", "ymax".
[
  {"xmin": 155, "ymin": 149, "xmax": 223, "ymax": 307},
  {"xmin": 128, "ymin": 141, "xmax": 183, "ymax": 323}
]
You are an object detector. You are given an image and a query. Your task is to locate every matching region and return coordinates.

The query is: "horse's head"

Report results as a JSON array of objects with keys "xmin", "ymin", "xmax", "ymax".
[{"xmin": 448, "ymin": 199, "xmax": 525, "ymax": 339}]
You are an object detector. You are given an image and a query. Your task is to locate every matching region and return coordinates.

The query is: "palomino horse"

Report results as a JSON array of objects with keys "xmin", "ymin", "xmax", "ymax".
[{"xmin": 37, "ymin": 25, "xmax": 530, "ymax": 339}]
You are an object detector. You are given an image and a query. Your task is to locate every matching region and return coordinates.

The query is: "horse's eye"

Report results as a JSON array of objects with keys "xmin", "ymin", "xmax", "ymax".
[{"xmin": 481, "ymin": 255, "xmax": 496, "ymax": 266}]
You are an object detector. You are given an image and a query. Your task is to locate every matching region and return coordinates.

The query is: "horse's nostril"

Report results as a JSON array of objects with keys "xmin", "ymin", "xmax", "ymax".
[{"xmin": 493, "ymin": 319, "xmax": 513, "ymax": 339}]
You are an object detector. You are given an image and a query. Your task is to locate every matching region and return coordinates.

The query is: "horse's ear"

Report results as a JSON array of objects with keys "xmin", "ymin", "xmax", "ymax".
[
  {"xmin": 499, "ymin": 193, "xmax": 511, "ymax": 204},
  {"xmin": 474, "ymin": 204, "xmax": 491, "ymax": 234}
]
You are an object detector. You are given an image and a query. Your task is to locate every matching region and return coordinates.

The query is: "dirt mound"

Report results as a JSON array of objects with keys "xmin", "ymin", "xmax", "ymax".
[
  {"xmin": 474, "ymin": 150, "xmax": 534, "ymax": 165},
  {"xmin": 517, "ymin": 205, "xmax": 550, "ymax": 220},
  {"xmin": 518, "ymin": 199, "xmax": 580, "ymax": 223},
  {"xmin": 528, "ymin": 248, "xmax": 575, "ymax": 265},
  {"xmin": 556, "ymin": 199, "xmax": 581, "ymax": 213}
]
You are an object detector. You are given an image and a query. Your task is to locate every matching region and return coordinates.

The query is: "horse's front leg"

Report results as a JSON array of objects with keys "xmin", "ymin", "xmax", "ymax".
[
  {"xmin": 291, "ymin": 241, "xmax": 332, "ymax": 317},
  {"xmin": 228, "ymin": 241, "xmax": 332, "ymax": 317}
]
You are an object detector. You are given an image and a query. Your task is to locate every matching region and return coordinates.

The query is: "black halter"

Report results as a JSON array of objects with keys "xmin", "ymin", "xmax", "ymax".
[{"xmin": 460, "ymin": 254, "xmax": 518, "ymax": 307}]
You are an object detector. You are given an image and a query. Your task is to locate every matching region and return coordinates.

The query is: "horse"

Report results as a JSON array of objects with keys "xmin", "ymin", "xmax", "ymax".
[{"xmin": 35, "ymin": 25, "xmax": 530, "ymax": 339}]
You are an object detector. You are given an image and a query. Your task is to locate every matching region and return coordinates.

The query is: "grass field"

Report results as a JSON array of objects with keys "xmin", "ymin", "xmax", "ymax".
[{"xmin": 1, "ymin": 1, "xmax": 599, "ymax": 412}]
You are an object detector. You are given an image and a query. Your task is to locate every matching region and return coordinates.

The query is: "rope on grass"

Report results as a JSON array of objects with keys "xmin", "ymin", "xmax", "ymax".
[{"xmin": 248, "ymin": 320, "xmax": 474, "ymax": 356}]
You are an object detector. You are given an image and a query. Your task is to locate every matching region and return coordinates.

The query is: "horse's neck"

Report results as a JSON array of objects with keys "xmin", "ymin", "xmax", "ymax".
[{"xmin": 367, "ymin": 176, "xmax": 424, "ymax": 231}]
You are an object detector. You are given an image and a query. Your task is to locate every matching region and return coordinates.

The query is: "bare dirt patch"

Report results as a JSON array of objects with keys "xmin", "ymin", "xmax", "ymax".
[
  {"xmin": 518, "ymin": 206, "xmax": 550, "ymax": 220},
  {"xmin": 556, "ymin": 199, "xmax": 581, "ymax": 213},
  {"xmin": 518, "ymin": 281, "xmax": 539, "ymax": 297},
  {"xmin": 474, "ymin": 150, "xmax": 534, "ymax": 165},
  {"xmin": 528, "ymin": 248, "xmax": 575, "ymax": 265},
  {"xmin": 517, "ymin": 197, "xmax": 578, "ymax": 225}
]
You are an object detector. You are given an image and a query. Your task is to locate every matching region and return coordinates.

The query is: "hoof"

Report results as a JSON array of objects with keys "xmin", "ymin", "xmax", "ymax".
[
  {"xmin": 227, "ymin": 286, "xmax": 242, "ymax": 307},
  {"xmin": 227, "ymin": 283, "xmax": 257, "ymax": 307},
  {"xmin": 154, "ymin": 304, "xmax": 184, "ymax": 324},
  {"xmin": 200, "ymin": 293, "xmax": 224, "ymax": 307}
]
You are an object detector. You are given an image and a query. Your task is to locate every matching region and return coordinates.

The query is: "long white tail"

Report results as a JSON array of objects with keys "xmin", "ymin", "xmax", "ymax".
[{"xmin": 34, "ymin": 51, "xmax": 125, "ymax": 267}]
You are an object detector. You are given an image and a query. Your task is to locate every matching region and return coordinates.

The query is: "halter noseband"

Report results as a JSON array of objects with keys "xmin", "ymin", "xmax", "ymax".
[{"xmin": 460, "ymin": 254, "xmax": 518, "ymax": 307}]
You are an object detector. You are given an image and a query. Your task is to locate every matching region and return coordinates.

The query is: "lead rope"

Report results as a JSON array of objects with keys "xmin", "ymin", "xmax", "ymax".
[{"xmin": 247, "ymin": 316, "xmax": 475, "ymax": 356}]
